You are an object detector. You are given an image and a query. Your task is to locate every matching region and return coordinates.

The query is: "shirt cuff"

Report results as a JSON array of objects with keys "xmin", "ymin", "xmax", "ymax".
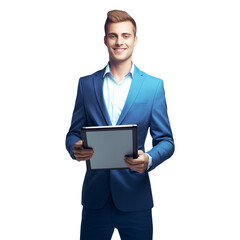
[{"xmin": 146, "ymin": 153, "xmax": 153, "ymax": 170}]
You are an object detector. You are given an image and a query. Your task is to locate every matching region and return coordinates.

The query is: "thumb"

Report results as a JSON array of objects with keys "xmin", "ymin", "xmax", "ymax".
[
  {"xmin": 138, "ymin": 150, "xmax": 144, "ymax": 155},
  {"xmin": 74, "ymin": 140, "xmax": 83, "ymax": 149}
]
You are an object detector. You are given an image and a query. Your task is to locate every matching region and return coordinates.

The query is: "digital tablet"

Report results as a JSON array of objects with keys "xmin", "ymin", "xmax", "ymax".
[{"xmin": 81, "ymin": 125, "xmax": 138, "ymax": 170}]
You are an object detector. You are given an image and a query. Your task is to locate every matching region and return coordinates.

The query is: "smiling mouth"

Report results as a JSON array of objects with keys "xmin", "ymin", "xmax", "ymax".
[{"xmin": 113, "ymin": 48, "xmax": 126, "ymax": 53}]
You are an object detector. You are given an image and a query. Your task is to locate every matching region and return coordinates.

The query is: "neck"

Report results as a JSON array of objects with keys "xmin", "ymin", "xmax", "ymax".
[{"xmin": 109, "ymin": 59, "xmax": 133, "ymax": 83}]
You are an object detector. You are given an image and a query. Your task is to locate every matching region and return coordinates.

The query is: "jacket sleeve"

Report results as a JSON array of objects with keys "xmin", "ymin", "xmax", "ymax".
[
  {"xmin": 146, "ymin": 79, "xmax": 175, "ymax": 171},
  {"xmin": 65, "ymin": 78, "xmax": 87, "ymax": 159}
]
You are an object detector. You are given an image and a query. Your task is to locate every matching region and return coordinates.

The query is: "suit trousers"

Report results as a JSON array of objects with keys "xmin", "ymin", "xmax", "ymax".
[{"xmin": 80, "ymin": 195, "xmax": 153, "ymax": 240}]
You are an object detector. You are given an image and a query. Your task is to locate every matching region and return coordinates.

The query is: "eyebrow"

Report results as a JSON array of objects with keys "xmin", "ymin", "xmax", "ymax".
[{"xmin": 108, "ymin": 33, "xmax": 132, "ymax": 36}]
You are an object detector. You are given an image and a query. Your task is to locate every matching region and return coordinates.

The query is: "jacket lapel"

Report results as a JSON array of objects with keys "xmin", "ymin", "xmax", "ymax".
[
  {"xmin": 93, "ymin": 68, "xmax": 112, "ymax": 126},
  {"xmin": 117, "ymin": 66, "xmax": 144, "ymax": 125}
]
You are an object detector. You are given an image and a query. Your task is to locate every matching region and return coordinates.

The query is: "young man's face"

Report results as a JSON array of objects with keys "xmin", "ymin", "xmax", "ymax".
[{"xmin": 104, "ymin": 21, "xmax": 137, "ymax": 64}]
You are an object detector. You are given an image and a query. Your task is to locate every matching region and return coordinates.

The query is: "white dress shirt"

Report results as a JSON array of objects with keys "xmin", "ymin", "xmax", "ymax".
[{"xmin": 103, "ymin": 64, "xmax": 133, "ymax": 126}]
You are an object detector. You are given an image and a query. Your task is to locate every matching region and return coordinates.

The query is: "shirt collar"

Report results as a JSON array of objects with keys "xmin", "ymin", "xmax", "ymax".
[{"xmin": 103, "ymin": 63, "xmax": 134, "ymax": 78}]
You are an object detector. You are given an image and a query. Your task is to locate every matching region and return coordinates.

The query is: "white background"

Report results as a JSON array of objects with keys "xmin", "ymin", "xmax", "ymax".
[{"xmin": 1, "ymin": 0, "xmax": 240, "ymax": 239}]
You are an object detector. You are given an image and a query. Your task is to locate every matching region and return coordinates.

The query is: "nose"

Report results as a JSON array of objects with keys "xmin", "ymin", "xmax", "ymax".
[{"xmin": 116, "ymin": 36, "xmax": 123, "ymax": 46}]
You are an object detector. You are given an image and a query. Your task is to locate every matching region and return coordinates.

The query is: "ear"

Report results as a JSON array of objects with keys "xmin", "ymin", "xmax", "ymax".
[
  {"xmin": 104, "ymin": 36, "xmax": 107, "ymax": 46},
  {"xmin": 134, "ymin": 36, "xmax": 138, "ymax": 47}
]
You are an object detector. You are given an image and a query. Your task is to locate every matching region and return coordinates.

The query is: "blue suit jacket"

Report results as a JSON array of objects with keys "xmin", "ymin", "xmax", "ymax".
[{"xmin": 66, "ymin": 65, "xmax": 174, "ymax": 212}]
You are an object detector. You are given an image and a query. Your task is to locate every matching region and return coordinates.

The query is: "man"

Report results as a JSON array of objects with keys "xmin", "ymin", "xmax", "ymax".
[{"xmin": 66, "ymin": 10, "xmax": 174, "ymax": 240}]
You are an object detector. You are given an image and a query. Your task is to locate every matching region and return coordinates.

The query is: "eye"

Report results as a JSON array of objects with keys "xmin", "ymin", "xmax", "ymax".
[
  {"xmin": 123, "ymin": 34, "xmax": 130, "ymax": 39},
  {"xmin": 109, "ymin": 35, "xmax": 116, "ymax": 39}
]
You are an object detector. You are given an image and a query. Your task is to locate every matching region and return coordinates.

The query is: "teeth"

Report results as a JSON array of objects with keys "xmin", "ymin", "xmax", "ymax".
[{"xmin": 115, "ymin": 48, "xmax": 125, "ymax": 52}]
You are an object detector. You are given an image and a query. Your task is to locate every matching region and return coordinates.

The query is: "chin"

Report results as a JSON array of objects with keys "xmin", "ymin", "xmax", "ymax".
[{"xmin": 114, "ymin": 55, "xmax": 131, "ymax": 62}]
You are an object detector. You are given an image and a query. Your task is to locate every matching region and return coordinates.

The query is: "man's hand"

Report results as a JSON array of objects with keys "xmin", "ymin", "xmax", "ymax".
[
  {"xmin": 124, "ymin": 150, "xmax": 149, "ymax": 173},
  {"xmin": 73, "ymin": 140, "xmax": 94, "ymax": 161}
]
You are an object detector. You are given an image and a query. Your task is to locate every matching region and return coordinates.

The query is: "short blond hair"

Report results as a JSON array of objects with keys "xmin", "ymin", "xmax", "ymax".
[{"xmin": 104, "ymin": 10, "xmax": 137, "ymax": 36}]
